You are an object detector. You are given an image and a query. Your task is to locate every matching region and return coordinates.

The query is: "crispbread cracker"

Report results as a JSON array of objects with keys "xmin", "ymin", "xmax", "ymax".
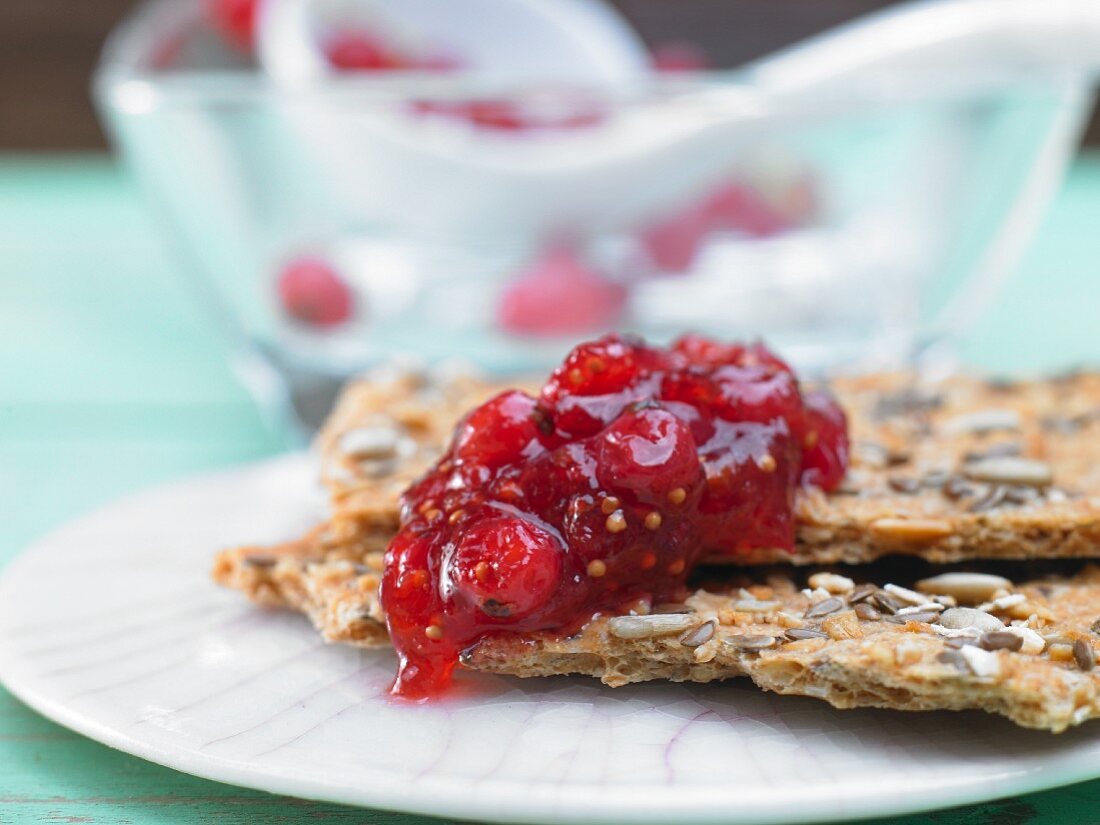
[
  {"xmin": 315, "ymin": 369, "xmax": 1100, "ymax": 564},
  {"xmin": 214, "ymin": 533, "xmax": 1100, "ymax": 731}
]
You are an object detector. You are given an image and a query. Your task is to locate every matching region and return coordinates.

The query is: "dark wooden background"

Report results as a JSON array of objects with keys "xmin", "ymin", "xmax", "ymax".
[{"xmin": 1, "ymin": 0, "xmax": 1096, "ymax": 151}]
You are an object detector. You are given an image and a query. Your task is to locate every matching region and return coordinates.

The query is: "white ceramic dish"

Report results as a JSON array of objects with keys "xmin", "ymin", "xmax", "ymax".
[{"xmin": 2, "ymin": 453, "xmax": 1099, "ymax": 824}]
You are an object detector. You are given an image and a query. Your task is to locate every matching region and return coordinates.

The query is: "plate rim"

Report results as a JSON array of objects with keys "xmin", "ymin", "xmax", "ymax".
[{"xmin": 2, "ymin": 453, "xmax": 1099, "ymax": 825}]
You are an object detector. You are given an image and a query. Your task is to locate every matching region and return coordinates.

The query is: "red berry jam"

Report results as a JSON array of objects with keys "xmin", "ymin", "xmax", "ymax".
[{"xmin": 381, "ymin": 335, "xmax": 848, "ymax": 698}]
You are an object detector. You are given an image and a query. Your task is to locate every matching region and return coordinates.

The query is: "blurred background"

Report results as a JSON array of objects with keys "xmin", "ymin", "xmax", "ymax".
[
  {"xmin": 1, "ymin": 3, "xmax": 1099, "ymax": 822},
  {"xmin": 3, "ymin": 0, "xmax": 1100, "ymax": 448},
  {"xmin": 9, "ymin": 0, "xmax": 1100, "ymax": 153}
]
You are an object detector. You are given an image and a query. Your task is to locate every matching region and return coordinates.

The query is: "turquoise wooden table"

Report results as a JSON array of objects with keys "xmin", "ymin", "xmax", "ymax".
[{"xmin": 1, "ymin": 154, "xmax": 1099, "ymax": 825}]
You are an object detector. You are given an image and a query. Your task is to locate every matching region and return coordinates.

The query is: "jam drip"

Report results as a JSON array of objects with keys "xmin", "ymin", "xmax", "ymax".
[{"xmin": 381, "ymin": 335, "xmax": 849, "ymax": 697}]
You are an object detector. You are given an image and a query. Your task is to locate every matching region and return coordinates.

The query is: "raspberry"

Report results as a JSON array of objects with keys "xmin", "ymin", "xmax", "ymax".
[
  {"xmin": 448, "ymin": 516, "xmax": 563, "ymax": 620},
  {"xmin": 276, "ymin": 257, "xmax": 354, "ymax": 328},
  {"xmin": 497, "ymin": 248, "xmax": 626, "ymax": 338},
  {"xmin": 324, "ymin": 29, "xmax": 408, "ymax": 71},
  {"xmin": 205, "ymin": 0, "xmax": 257, "ymax": 52}
]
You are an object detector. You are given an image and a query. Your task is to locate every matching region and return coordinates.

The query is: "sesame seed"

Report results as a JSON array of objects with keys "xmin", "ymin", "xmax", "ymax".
[
  {"xmin": 668, "ymin": 487, "xmax": 687, "ymax": 505},
  {"xmin": 425, "ymin": 624, "xmax": 444, "ymax": 641},
  {"xmin": 667, "ymin": 559, "xmax": 686, "ymax": 575},
  {"xmin": 757, "ymin": 453, "xmax": 777, "ymax": 473},
  {"xmin": 587, "ymin": 559, "xmax": 607, "ymax": 578},
  {"xmin": 605, "ymin": 511, "xmax": 627, "ymax": 533},
  {"xmin": 644, "ymin": 512, "xmax": 662, "ymax": 530},
  {"xmin": 601, "ymin": 496, "xmax": 621, "ymax": 515}
]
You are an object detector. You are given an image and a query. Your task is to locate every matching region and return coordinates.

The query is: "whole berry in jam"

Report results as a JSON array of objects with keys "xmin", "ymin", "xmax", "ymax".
[
  {"xmin": 447, "ymin": 516, "xmax": 564, "ymax": 620},
  {"xmin": 381, "ymin": 334, "xmax": 849, "ymax": 698},
  {"xmin": 276, "ymin": 256, "xmax": 354, "ymax": 328}
]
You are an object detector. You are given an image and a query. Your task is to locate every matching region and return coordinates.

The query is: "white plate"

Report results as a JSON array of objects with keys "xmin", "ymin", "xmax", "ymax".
[{"xmin": 2, "ymin": 453, "xmax": 1099, "ymax": 824}]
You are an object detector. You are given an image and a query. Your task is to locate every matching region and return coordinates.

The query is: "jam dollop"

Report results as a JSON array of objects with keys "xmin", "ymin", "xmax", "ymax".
[{"xmin": 381, "ymin": 334, "xmax": 848, "ymax": 697}]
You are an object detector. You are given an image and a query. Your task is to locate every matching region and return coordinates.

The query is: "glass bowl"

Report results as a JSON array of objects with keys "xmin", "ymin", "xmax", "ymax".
[{"xmin": 95, "ymin": 0, "xmax": 1095, "ymax": 434}]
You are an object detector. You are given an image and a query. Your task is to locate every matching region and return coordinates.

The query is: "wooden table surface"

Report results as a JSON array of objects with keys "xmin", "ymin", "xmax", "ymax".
[{"xmin": 2, "ymin": 155, "xmax": 1099, "ymax": 825}]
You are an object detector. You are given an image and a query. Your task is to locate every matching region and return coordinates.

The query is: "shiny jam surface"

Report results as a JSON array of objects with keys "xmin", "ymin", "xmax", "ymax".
[{"xmin": 381, "ymin": 335, "xmax": 849, "ymax": 698}]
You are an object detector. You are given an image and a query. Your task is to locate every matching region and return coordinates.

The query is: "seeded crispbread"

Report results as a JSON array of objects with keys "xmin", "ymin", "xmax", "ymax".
[
  {"xmin": 314, "ymin": 369, "xmax": 1100, "ymax": 564},
  {"xmin": 213, "ymin": 532, "xmax": 1100, "ymax": 731}
]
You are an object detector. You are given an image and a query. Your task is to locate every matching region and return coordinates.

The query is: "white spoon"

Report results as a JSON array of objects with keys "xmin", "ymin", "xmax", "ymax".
[
  {"xmin": 256, "ymin": 0, "xmax": 649, "ymax": 86},
  {"xmin": 254, "ymin": 0, "xmax": 1100, "ymax": 247}
]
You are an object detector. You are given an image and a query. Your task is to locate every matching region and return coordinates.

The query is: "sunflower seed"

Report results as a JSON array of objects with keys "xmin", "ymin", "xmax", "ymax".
[
  {"xmin": 943, "ymin": 409, "xmax": 1021, "ymax": 436},
  {"xmin": 916, "ymin": 572, "xmax": 1013, "ymax": 604},
  {"xmin": 922, "ymin": 470, "xmax": 952, "ymax": 489},
  {"xmin": 807, "ymin": 572, "xmax": 854, "ymax": 594},
  {"xmin": 338, "ymin": 426, "xmax": 403, "ymax": 461},
  {"xmin": 963, "ymin": 457, "xmax": 1052, "ymax": 487},
  {"xmin": 885, "ymin": 611, "xmax": 941, "ymax": 624},
  {"xmin": 652, "ymin": 603, "xmax": 693, "ymax": 614},
  {"xmin": 870, "ymin": 518, "xmax": 953, "ymax": 543},
  {"xmin": 873, "ymin": 389, "xmax": 944, "ymax": 419},
  {"xmin": 679, "ymin": 620, "xmax": 717, "ymax": 648},
  {"xmin": 944, "ymin": 636, "xmax": 979, "ymax": 649},
  {"xmin": 609, "ymin": 614, "xmax": 695, "ymax": 639},
  {"xmin": 732, "ymin": 599, "xmax": 782, "ymax": 613},
  {"xmin": 785, "ymin": 628, "xmax": 830, "ymax": 642},
  {"xmin": 1074, "ymin": 639, "xmax": 1096, "ymax": 671},
  {"xmin": 937, "ymin": 650, "xmax": 969, "ymax": 670},
  {"xmin": 853, "ymin": 602, "xmax": 881, "ymax": 621},
  {"xmin": 897, "ymin": 602, "xmax": 945, "ymax": 616},
  {"xmin": 730, "ymin": 634, "xmax": 778, "ymax": 651},
  {"xmin": 854, "ymin": 441, "xmax": 912, "ymax": 468},
  {"xmin": 873, "ymin": 591, "xmax": 904, "ymax": 615},
  {"xmin": 887, "ymin": 476, "xmax": 921, "ymax": 494},
  {"xmin": 962, "ymin": 442, "xmax": 1022, "ymax": 463},
  {"xmin": 1003, "ymin": 485, "xmax": 1041, "ymax": 505},
  {"xmin": 939, "ymin": 607, "xmax": 1005, "ymax": 632},
  {"xmin": 959, "ymin": 645, "xmax": 1002, "ymax": 678},
  {"xmin": 976, "ymin": 593, "xmax": 1026, "ymax": 613},
  {"xmin": 1002, "ymin": 626, "xmax": 1046, "ymax": 655},
  {"xmin": 848, "ymin": 583, "xmax": 877, "ymax": 604},
  {"xmin": 942, "ymin": 476, "xmax": 978, "ymax": 500},
  {"xmin": 884, "ymin": 583, "xmax": 926, "ymax": 605},
  {"xmin": 980, "ymin": 631, "xmax": 1024, "ymax": 652},
  {"xmin": 968, "ymin": 485, "xmax": 1008, "ymax": 513},
  {"xmin": 805, "ymin": 597, "xmax": 844, "ymax": 619}
]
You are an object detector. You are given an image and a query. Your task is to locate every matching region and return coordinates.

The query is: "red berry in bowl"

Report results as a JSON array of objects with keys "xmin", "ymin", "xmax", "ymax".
[
  {"xmin": 276, "ymin": 257, "xmax": 354, "ymax": 328},
  {"xmin": 705, "ymin": 182, "xmax": 789, "ymax": 238},
  {"xmin": 640, "ymin": 202, "xmax": 711, "ymax": 274},
  {"xmin": 651, "ymin": 41, "xmax": 711, "ymax": 73},
  {"xmin": 324, "ymin": 29, "xmax": 408, "ymax": 71},
  {"xmin": 497, "ymin": 248, "xmax": 627, "ymax": 338},
  {"xmin": 205, "ymin": 0, "xmax": 258, "ymax": 51}
]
